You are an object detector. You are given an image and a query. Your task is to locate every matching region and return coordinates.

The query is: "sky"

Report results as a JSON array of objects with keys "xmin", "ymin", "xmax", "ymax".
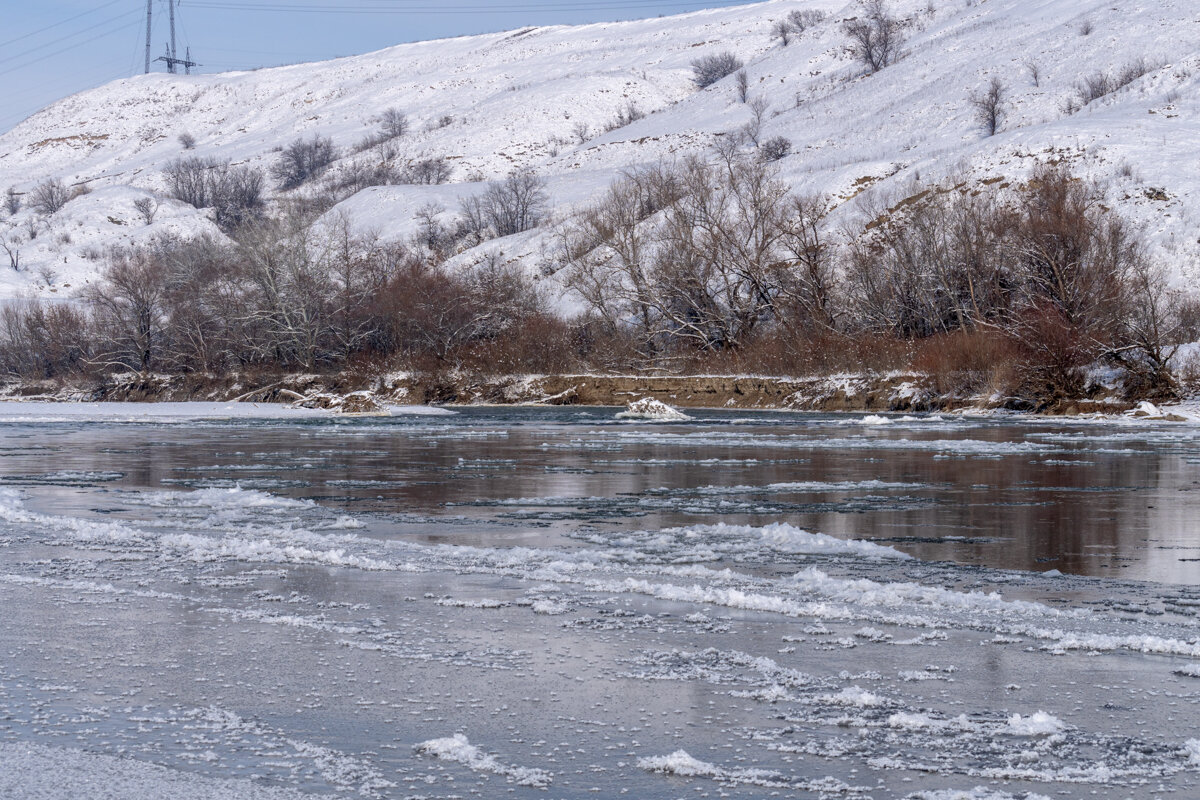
[{"xmin": 0, "ymin": 0, "xmax": 756, "ymax": 134}]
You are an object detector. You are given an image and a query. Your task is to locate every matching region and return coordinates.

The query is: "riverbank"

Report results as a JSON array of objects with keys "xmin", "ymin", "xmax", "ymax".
[{"xmin": 0, "ymin": 369, "xmax": 1157, "ymax": 416}]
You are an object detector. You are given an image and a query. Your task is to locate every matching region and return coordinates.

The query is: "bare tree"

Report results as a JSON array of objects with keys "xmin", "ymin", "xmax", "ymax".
[
  {"xmin": 692, "ymin": 52, "xmax": 744, "ymax": 89},
  {"xmin": 1, "ymin": 239, "xmax": 19, "ymax": 271},
  {"xmin": 1024, "ymin": 59, "xmax": 1040, "ymax": 87},
  {"xmin": 30, "ymin": 179, "xmax": 71, "ymax": 216},
  {"xmin": 735, "ymin": 69, "xmax": 750, "ymax": 103},
  {"xmin": 773, "ymin": 20, "xmax": 790, "ymax": 47},
  {"xmin": 475, "ymin": 170, "xmax": 550, "ymax": 238},
  {"xmin": 572, "ymin": 121, "xmax": 592, "ymax": 144},
  {"xmin": 843, "ymin": 0, "xmax": 903, "ymax": 74},
  {"xmin": 742, "ymin": 96, "xmax": 770, "ymax": 145},
  {"xmin": 85, "ymin": 248, "xmax": 171, "ymax": 372},
  {"xmin": 4, "ymin": 188, "xmax": 19, "ymax": 216},
  {"xmin": 559, "ymin": 162, "xmax": 685, "ymax": 352},
  {"xmin": 970, "ymin": 77, "xmax": 1007, "ymax": 136},
  {"xmin": 378, "ymin": 108, "xmax": 409, "ymax": 139},
  {"xmin": 133, "ymin": 197, "xmax": 159, "ymax": 225},
  {"xmin": 779, "ymin": 195, "xmax": 838, "ymax": 331}
]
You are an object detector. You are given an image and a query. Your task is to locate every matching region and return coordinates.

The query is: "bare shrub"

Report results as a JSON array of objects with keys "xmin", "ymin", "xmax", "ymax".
[
  {"xmin": 0, "ymin": 299, "xmax": 93, "ymax": 378},
  {"xmin": 272, "ymin": 134, "xmax": 337, "ymax": 191},
  {"xmin": 759, "ymin": 136, "xmax": 792, "ymax": 162},
  {"xmin": 1075, "ymin": 58, "xmax": 1156, "ymax": 106},
  {"xmin": 133, "ymin": 197, "xmax": 159, "ymax": 225},
  {"xmin": 843, "ymin": 0, "xmax": 903, "ymax": 74},
  {"xmin": 735, "ymin": 69, "xmax": 750, "ymax": 103},
  {"xmin": 787, "ymin": 9, "xmax": 826, "ymax": 32},
  {"xmin": 400, "ymin": 157, "xmax": 452, "ymax": 185},
  {"xmin": 1078, "ymin": 19, "xmax": 1094, "ymax": 36},
  {"xmin": 164, "ymin": 157, "xmax": 263, "ymax": 230},
  {"xmin": 910, "ymin": 328, "xmax": 1025, "ymax": 396},
  {"xmin": 378, "ymin": 108, "xmax": 409, "ymax": 139},
  {"xmin": 773, "ymin": 20, "xmax": 791, "ymax": 47},
  {"xmin": 603, "ymin": 102, "xmax": 645, "ymax": 133},
  {"xmin": 178, "ymin": 132, "xmax": 196, "ymax": 150},
  {"xmin": 165, "ymin": 156, "xmax": 217, "ymax": 208},
  {"xmin": 4, "ymin": 188, "xmax": 19, "ymax": 216},
  {"xmin": 692, "ymin": 52, "xmax": 744, "ymax": 89},
  {"xmin": 325, "ymin": 153, "xmax": 402, "ymax": 198},
  {"xmin": 969, "ymin": 77, "xmax": 1006, "ymax": 136},
  {"xmin": 30, "ymin": 179, "xmax": 71, "ymax": 216},
  {"xmin": 211, "ymin": 165, "xmax": 265, "ymax": 230}
]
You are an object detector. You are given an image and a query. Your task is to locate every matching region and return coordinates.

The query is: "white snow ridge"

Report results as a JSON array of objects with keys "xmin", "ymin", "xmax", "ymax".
[{"xmin": 2, "ymin": 0, "xmax": 1199, "ymax": 301}]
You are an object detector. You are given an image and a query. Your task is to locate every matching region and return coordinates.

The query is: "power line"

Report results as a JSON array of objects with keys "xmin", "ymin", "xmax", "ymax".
[
  {"xmin": 0, "ymin": 15, "xmax": 143, "ymax": 78},
  {"xmin": 0, "ymin": 8, "xmax": 143, "ymax": 68},
  {"xmin": 0, "ymin": 0, "xmax": 126, "ymax": 50},
  {"xmin": 184, "ymin": 0, "xmax": 751, "ymax": 13}
]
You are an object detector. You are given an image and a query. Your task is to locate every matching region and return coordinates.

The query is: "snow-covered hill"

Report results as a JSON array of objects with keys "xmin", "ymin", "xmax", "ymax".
[{"xmin": 1, "ymin": 0, "xmax": 1198, "ymax": 306}]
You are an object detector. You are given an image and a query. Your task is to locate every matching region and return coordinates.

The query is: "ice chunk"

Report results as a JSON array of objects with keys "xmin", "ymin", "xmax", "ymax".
[
  {"xmin": 616, "ymin": 397, "xmax": 692, "ymax": 421},
  {"xmin": 1005, "ymin": 711, "xmax": 1065, "ymax": 736},
  {"xmin": 415, "ymin": 733, "xmax": 552, "ymax": 788}
]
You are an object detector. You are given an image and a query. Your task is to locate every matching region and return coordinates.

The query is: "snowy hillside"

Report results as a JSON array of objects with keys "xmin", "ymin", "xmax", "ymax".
[{"xmin": 1, "ymin": 0, "xmax": 1199, "ymax": 305}]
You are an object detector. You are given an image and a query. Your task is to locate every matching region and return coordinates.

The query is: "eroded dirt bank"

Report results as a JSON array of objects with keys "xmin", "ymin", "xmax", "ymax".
[{"xmin": 0, "ymin": 371, "xmax": 1138, "ymax": 415}]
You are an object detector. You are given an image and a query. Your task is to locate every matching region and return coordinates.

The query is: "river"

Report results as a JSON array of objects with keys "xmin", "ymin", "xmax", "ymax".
[{"xmin": 1, "ymin": 403, "xmax": 1198, "ymax": 799}]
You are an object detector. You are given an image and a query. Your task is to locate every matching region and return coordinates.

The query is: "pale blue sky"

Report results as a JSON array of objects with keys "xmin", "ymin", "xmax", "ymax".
[{"xmin": 1, "ymin": 0, "xmax": 752, "ymax": 133}]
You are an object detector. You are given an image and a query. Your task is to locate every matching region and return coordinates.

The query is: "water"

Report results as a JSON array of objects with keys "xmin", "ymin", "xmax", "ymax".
[{"xmin": 1, "ymin": 404, "xmax": 1199, "ymax": 799}]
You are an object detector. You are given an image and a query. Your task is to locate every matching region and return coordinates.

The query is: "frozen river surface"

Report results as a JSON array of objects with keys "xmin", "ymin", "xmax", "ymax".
[{"xmin": 1, "ymin": 404, "xmax": 1200, "ymax": 800}]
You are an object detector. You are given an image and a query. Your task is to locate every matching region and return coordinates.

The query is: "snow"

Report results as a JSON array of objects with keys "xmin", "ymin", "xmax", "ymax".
[
  {"xmin": 3, "ymin": 0, "xmax": 1200, "ymax": 304},
  {"xmin": 615, "ymin": 397, "xmax": 692, "ymax": 421},
  {"xmin": 1005, "ymin": 711, "xmax": 1066, "ymax": 736},
  {"xmin": 0, "ymin": 741, "xmax": 338, "ymax": 800},
  {"xmin": 414, "ymin": 734, "xmax": 553, "ymax": 788},
  {"xmin": 903, "ymin": 790, "xmax": 1052, "ymax": 800},
  {"xmin": 0, "ymin": 401, "xmax": 332, "ymax": 422}
]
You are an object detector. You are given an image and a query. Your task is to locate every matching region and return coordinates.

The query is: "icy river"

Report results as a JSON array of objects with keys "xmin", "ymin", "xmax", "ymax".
[{"xmin": 1, "ymin": 403, "xmax": 1200, "ymax": 800}]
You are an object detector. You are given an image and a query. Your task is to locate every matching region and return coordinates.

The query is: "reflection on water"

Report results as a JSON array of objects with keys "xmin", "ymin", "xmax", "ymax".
[{"xmin": 0, "ymin": 406, "xmax": 1197, "ymax": 583}]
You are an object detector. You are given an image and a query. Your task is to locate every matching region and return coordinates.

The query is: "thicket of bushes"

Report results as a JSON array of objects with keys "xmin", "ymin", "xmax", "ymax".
[{"xmin": 1, "ymin": 148, "xmax": 1189, "ymax": 405}]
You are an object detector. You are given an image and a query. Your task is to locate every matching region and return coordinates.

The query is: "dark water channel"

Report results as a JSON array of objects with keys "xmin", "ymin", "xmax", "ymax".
[{"xmin": 3, "ymin": 406, "xmax": 1198, "ymax": 584}]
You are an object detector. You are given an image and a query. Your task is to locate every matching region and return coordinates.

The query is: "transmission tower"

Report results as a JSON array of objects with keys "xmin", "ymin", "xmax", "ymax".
[
  {"xmin": 151, "ymin": 0, "xmax": 199, "ymax": 75},
  {"xmin": 144, "ymin": 0, "xmax": 152, "ymax": 74}
]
